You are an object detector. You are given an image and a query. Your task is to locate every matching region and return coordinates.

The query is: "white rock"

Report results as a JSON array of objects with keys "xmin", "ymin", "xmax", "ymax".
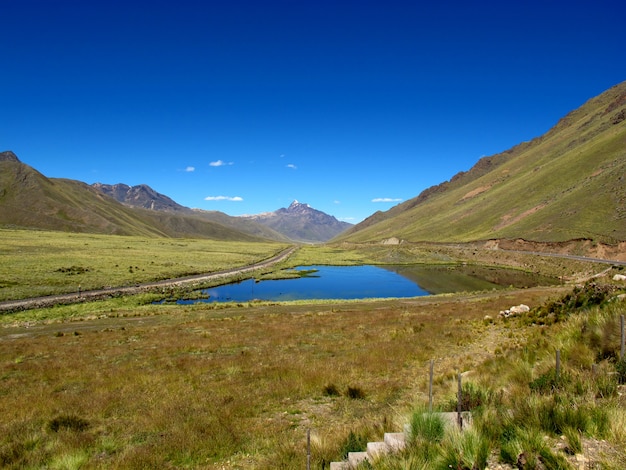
[{"xmin": 509, "ymin": 304, "xmax": 530, "ymax": 314}]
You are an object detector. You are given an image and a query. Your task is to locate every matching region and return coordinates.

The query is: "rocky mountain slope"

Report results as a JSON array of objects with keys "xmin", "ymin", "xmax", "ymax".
[
  {"xmin": 92, "ymin": 183, "xmax": 190, "ymax": 213},
  {"xmin": 241, "ymin": 200, "xmax": 352, "ymax": 242}
]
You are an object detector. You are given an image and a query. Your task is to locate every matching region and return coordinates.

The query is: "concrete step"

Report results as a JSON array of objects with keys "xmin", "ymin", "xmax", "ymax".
[
  {"xmin": 348, "ymin": 451, "xmax": 368, "ymax": 467},
  {"xmin": 367, "ymin": 441, "xmax": 388, "ymax": 460},
  {"xmin": 329, "ymin": 461, "xmax": 350, "ymax": 470},
  {"xmin": 384, "ymin": 432, "xmax": 406, "ymax": 451},
  {"xmin": 438, "ymin": 411, "xmax": 473, "ymax": 429},
  {"xmin": 330, "ymin": 432, "xmax": 407, "ymax": 468},
  {"xmin": 328, "ymin": 413, "xmax": 472, "ymax": 468}
]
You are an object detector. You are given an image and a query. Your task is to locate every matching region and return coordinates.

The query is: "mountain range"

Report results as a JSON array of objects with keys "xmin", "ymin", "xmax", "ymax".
[
  {"xmin": 92, "ymin": 182, "xmax": 350, "ymax": 242},
  {"xmin": 0, "ymin": 154, "xmax": 350, "ymax": 242},
  {"xmin": 2, "ymin": 81, "xmax": 625, "ymax": 248}
]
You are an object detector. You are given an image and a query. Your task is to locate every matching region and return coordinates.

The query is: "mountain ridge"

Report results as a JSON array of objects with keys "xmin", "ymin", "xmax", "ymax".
[
  {"xmin": 93, "ymin": 183, "xmax": 191, "ymax": 213},
  {"xmin": 0, "ymin": 155, "xmax": 273, "ymax": 241},
  {"xmin": 336, "ymin": 81, "xmax": 626, "ymax": 245},
  {"xmin": 0, "ymin": 156, "xmax": 347, "ymax": 242}
]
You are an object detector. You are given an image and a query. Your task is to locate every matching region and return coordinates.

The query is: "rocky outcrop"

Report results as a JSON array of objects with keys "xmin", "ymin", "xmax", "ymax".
[
  {"xmin": 0, "ymin": 150, "xmax": 20, "ymax": 162},
  {"xmin": 92, "ymin": 183, "xmax": 191, "ymax": 213}
]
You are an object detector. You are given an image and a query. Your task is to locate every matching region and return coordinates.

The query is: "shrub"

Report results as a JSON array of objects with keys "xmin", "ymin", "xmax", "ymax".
[
  {"xmin": 47, "ymin": 414, "xmax": 89, "ymax": 433},
  {"xmin": 410, "ymin": 410, "xmax": 445, "ymax": 443},
  {"xmin": 439, "ymin": 428, "xmax": 490, "ymax": 470},
  {"xmin": 447, "ymin": 381, "xmax": 488, "ymax": 411},
  {"xmin": 345, "ymin": 386, "xmax": 366, "ymax": 399},
  {"xmin": 563, "ymin": 426, "xmax": 582, "ymax": 454},
  {"xmin": 594, "ymin": 372, "xmax": 618, "ymax": 398},
  {"xmin": 527, "ymin": 282, "xmax": 620, "ymax": 325},
  {"xmin": 322, "ymin": 383, "xmax": 340, "ymax": 396},
  {"xmin": 538, "ymin": 397, "xmax": 590, "ymax": 435},
  {"xmin": 340, "ymin": 431, "xmax": 368, "ymax": 459},
  {"xmin": 529, "ymin": 368, "xmax": 570, "ymax": 394}
]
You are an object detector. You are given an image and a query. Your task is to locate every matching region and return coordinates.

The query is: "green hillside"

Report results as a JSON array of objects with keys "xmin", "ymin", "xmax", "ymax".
[
  {"xmin": 0, "ymin": 152, "xmax": 270, "ymax": 241},
  {"xmin": 338, "ymin": 81, "xmax": 626, "ymax": 244}
]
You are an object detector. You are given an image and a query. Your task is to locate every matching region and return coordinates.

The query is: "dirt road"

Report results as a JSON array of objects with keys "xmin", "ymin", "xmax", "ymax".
[{"xmin": 0, "ymin": 246, "xmax": 298, "ymax": 313}]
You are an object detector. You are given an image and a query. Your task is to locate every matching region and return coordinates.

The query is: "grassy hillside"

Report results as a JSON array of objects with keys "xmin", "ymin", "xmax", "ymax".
[
  {"xmin": 0, "ymin": 153, "xmax": 275, "ymax": 241},
  {"xmin": 338, "ymin": 81, "xmax": 626, "ymax": 244}
]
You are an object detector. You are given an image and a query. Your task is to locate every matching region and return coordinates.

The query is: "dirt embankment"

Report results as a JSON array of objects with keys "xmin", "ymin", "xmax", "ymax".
[{"xmin": 482, "ymin": 238, "xmax": 626, "ymax": 262}]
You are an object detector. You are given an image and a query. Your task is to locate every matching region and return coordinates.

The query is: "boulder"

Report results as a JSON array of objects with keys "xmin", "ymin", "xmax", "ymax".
[{"xmin": 499, "ymin": 304, "xmax": 530, "ymax": 318}]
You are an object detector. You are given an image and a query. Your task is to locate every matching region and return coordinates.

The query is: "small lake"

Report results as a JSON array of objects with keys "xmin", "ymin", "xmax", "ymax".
[{"xmin": 178, "ymin": 264, "xmax": 557, "ymax": 303}]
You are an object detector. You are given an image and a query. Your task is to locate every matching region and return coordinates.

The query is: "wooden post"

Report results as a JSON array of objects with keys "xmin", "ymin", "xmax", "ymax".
[
  {"xmin": 429, "ymin": 359, "xmax": 434, "ymax": 413},
  {"xmin": 457, "ymin": 373, "xmax": 463, "ymax": 429},
  {"xmin": 306, "ymin": 428, "xmax": 311, "ymax": 470},
  {"xmin": 619, "ymin": 315, "xmax": 624, "ymax": 360},
  {"xmin": 556, "ymin": 350, "xmax": 561, "ymax": 382}
]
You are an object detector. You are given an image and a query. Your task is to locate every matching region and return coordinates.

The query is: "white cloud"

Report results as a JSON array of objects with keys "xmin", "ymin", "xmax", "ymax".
[
  {"xmin": 209, "ymin": 160, "xmax": 233, "ymax": 167},
  {"xmin": 184, "ymin": 166, "xmax": 195, "ymax": 172},
  {"xmin": 286, "ymin": 163, "xmax": 297, "ymax": 169},
  {"xmin": 334, "ymin": 200, "xmax": 341, "ymax": 204},
  {"xmin": 204, "ymin": 196, "xmax": 243, "ymax": 202},
  {"xmin": 372, "ymin": 197, "xmax": 403, "ymax": 203}
]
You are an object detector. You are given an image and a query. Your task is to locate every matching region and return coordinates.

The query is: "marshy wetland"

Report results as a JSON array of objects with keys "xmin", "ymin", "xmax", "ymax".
[{"xmin": 1, "ymin": 229, "xmax": 625, "ymax": 469}]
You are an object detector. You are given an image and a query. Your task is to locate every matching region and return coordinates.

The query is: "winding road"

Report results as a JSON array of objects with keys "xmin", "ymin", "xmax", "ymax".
[{"xmin": 0, "ymin": 246, "xmax": 298, "ymax": 313}]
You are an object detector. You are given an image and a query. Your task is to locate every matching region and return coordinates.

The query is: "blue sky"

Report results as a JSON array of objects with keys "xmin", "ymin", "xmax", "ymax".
[{"xmin": 2, "ymin": 0, "xmax": 625, "ymax": 223}]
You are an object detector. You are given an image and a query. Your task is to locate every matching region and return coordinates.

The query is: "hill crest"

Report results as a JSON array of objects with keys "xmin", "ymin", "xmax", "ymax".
[{"xmin": 338, "ymin": 81, "xmax": 626, "ymax": 245}]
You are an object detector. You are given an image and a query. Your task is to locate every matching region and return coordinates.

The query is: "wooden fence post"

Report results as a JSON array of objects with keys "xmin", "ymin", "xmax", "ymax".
[
  {"xmin": 457, "ymin": 373, "xmax": 463, "ymax": 429},
  {"xmin": 306, "ymin": 428, "xmax": 311, "ymax": 470},
  {"xmin": 619, "ymin": 315, "xmax": 624, "ymax": 360},
  {"xmin": 429, "ymin": 359, "xmax": 434, "ymax": 413}
]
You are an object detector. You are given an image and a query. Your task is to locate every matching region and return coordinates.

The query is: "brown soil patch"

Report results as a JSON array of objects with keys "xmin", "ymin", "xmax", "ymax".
[
  {"xmin": 494, "ymin": 204, "xmax": 547, "ymax": 230},
  {"xmin": 461, "ymin": 185, "xmax": 491, "ymax": 201},
  {"xmin": 486, "ymin": 238, "xmax": 626, "ymax": 262}
]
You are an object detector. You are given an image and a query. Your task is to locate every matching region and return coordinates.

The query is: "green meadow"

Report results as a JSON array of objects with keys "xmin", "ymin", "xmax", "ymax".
[
  {"xmin": 1, "ymin": 229, "xmax": 625, "ymax": 468},
  {"xmin": 0, "ymin": 229, "xmax": 288, "ymax": 301}
]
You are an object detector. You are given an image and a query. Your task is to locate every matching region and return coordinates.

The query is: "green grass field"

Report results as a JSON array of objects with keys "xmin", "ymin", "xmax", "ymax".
[{"xmin": 0, "ymin": 229, "xmax": 288, "ymax": 301}]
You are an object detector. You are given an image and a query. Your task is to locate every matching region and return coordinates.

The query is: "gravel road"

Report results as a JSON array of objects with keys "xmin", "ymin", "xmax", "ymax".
[{"xmin": 0, "ymin": 246, "xmax": 298, "ymax": 313}]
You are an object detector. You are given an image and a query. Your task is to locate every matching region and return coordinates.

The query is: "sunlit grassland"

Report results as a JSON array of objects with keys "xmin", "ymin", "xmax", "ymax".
[
  {"xmin": 0, "ymin": 229, "xmax": 289, "ymax": 301},
  {"xmin": 0, "ymin": 287, "xmax": 561, "ymax": 469},
  {"xmin": 284, "ymin": 243, "xmax": 458, "ymax": 266},
  {"xmin": 375, "ymin": 284, "xmax": 626, "ymax": 469},
  {"xmin": 1, "ymin": 229, "xmax": 623, "ymax": 468}
]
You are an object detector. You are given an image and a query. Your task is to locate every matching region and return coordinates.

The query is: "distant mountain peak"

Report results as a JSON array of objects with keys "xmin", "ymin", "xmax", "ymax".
[
  {"xmin": 289, "ymin": 199, "xmax": 309, "ymax": 208},
  {"xmin": 92, "ymin": 182, "xmax": 189, "ymax": 213},
  {"xmin": 242, "ymin": 201, "xmax": 352, "ymax": 242},
  {"xmin": 0, "ymin": 150, "xmax": 20, "ymax": 162}
]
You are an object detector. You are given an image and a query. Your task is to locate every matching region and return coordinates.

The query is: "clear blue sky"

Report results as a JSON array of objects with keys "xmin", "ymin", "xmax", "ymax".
[{"xmin": 3, "ymin": 0, "xmax": 625, "ymax": 223}]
